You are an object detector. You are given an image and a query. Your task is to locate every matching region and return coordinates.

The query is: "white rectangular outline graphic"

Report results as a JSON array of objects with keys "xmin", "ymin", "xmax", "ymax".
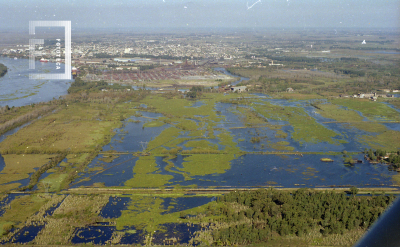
[{"xmin": 29, "ymin": 21, "xmax": 71, "ymax": 80}]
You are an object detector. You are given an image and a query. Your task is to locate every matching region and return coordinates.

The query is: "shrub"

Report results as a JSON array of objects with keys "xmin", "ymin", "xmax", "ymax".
[{"xmin": 2, "ymin": 223, "xmax": 13, "ymax": 235}]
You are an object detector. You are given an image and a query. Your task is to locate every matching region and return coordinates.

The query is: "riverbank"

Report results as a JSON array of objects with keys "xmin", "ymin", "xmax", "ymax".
[{"xmin": 0, "ymin": 63, "xmax": 7, "ymax": 77}]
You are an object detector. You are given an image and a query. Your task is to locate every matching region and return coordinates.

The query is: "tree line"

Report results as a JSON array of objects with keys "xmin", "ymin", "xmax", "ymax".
[
  {"xmin": 365, "ymin": 149, "xmax": 400, "ymax": 168},
  {"xmin": 208, "ymin": 188, "xmax": 395, "ymax": 245},
  {"xmin": 67, "ymin": 77, "xmax": 131, "ymax": 94}
]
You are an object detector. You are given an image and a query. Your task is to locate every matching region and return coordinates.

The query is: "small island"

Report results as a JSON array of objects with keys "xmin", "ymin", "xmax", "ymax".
[
  {"xmin": 321, "ymin": 158, "xmax": 334, "ymax": 162},
  {"xmin": 0, "ymin": 63, "xmax": 7, "ymax": 77}
]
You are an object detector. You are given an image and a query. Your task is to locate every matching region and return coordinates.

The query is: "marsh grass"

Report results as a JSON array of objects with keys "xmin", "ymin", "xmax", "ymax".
[
  {"xmin": 331, "ymin": 98, "xmax": 400, "ymax": 122},
  {"xmin": 254, "ymin": 102, "xmax": 339, "ymax": 145},
  {"xmin": 0, "ymin": 154, "xmax": 55, "ymax": 185}
]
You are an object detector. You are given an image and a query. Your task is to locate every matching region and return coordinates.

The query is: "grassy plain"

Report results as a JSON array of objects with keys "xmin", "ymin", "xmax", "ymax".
[
  {"xmin": 0, "ymin": 154, "xmax": 54, "ymax": 186},
  {"xmin": 330, "ymin": 98, "xmax": 400, "ymax": 122},
  {"xmin": 0, "ymin": 103, "xmax": 130, "ymax": 154}
]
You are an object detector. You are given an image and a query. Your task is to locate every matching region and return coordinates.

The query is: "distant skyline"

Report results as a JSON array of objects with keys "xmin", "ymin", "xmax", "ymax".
[{"xmin": 1, "ymin": 0, "xmax": 399, "ymax": 31}]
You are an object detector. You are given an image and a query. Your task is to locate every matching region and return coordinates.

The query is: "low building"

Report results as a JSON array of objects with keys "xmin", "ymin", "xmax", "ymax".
[{"xmin": 230, "ymin": 86, "xmax": 247, "ymax": 93}]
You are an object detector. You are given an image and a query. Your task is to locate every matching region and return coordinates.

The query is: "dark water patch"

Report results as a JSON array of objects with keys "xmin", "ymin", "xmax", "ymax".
[
  {"xmin": 71, "ymin": 225, "xmax": 115, "ymax": 245},
  {"xmin": 0, "ymin": 193, "xmax": 21, "ymax": 217},
  {"xmin": 9, "ymin": 224, "xmax": 45, "ymax": 244},
  {"xmin": 0, "ymin": 154, "xmax": 5, "ymax": 173},
  {"xmin": 151, "ymin": 223, "xmax": 201, "ymax": 246},
  {"xmin": 152, "ymin": 155, "xmax": 187, "ymax": 183},
  {"xmin": 43, "ymin": 198, "xmax": 65, "ymax": 217},
  {"xmin": 71, "ymin": 155, "xmax": 137, "ymax": 188},
  {"xmin": 168, "ymin": 154, "xmax": 396, "ymax": 188},
  {"xmin": 0, "ymin": 176, "xmax": 31, "ymax": 188},
  {"xmin": 100, "ymin": 196, "xmax": 132, "ymax": 218},
  {"xmin": 103, "ymin": 112, "xmax": 169, "ymax": 153},
  {"xmin": 163, "ymin": 154, "xmax": 185, "ymax": 172},
  {"xmin": 160, "ymin": 197, "xmax": 212, "ymax": 215}
]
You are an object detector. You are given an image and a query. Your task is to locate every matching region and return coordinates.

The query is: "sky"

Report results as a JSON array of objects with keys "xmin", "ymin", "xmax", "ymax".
[{"xmin": 0, "ymin": 0, "xmax": 399, "ymax": 31}]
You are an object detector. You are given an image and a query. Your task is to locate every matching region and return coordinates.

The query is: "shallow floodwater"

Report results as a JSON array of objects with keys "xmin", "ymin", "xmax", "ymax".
[
  {"xmin": 0, "ymin": 57, "xmax": 72, "ymax": 107},
  {"xmin": 72, "ymin": 93, "xmax": 399, "ymax": 188},
  {"xmin": 215, "ymin": 101, "xmax": 371, "ymax": 153},
  {"xmin": 162, "ymin": 153, "xmax": 396, "ymax": 188},
  {"xmin": 7, "ymin": 225, "xmax": 45, "ymax": 244},
  {"xmin": 0, "ymin": 154, "xmax": 5, "ymax": 175},
  {"xmin": 72, "ymin": 195, "xmax": 210, "ymax": 245},
  {"xmin": 75, "ymin": 152, "xmax": 396, "ymax": 188},
  {"xmin": 160, "ymin": 196, "xmax": 213, "ymax": 215},
  {"xmin": 151, "ymin": 223, "xmax": 201, "ymax": 245},
  {"xmin": 0, "ymin": 193, "xmax": 22, "ymax": 217},
  {"xmin": 100, "ymin": 197, "xmax": 132, "ymax": 218},
  {"xmin": 72, "ymin": 154, "xmax": 138, "ymax": 187},
  {"xmin": 102, "ymin": 111, "xmax": 168, "ymax": 153}
]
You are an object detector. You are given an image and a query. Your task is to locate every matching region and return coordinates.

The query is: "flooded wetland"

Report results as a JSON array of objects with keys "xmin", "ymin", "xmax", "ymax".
[
  {"xmin": 0, "ymin": 89, "xmax": 399, "ymax": 244},
  {"xmin": 0, "ymin": 61, "xmax": 400, "ymax": 245}
]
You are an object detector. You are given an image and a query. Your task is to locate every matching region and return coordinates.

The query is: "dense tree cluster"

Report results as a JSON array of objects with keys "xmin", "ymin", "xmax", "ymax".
[
  {"xmin": 211, "ymin": 189, "xmax": 395, "ymax": 245},
  {"xmin": 334, "ymin": 69, "xmax": 366, "ymax": 77},
  {"xmin": 266, "ymin": 56, "xmax": 320, "ymax": 64},
  {"xmin": 187, "ymin": 86, "xmax": 206, "ymax": 98},
  {"xmin": 68, "ymin": 78, "xmax": 131, "ymax": 94},
  {"xmin": 0, "ymin": 63, "xmax": 7, "ymax": 77},
  {"xmin": 365, "ymin": 149, "xmax": 400, "ymax": 168}
]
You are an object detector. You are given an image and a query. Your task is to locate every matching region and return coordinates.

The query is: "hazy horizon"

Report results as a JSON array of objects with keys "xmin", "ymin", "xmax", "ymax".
[{"xmin": 1, "ymin": 0, "xmax": 399, "ymax": 32}]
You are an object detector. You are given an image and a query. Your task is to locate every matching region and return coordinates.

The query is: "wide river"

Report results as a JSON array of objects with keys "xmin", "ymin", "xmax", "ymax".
[{"xmin": 0, "ymin": 57, "xmax": 72, "ymax": 107}]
